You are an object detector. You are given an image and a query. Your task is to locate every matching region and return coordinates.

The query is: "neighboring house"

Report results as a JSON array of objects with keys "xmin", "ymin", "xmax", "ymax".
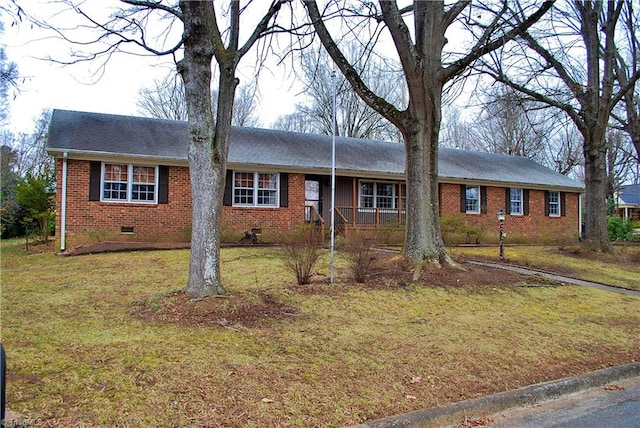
[
  {"xmin": 615, "ymin": 184, "xmax": 640, "ymax": 221},
  {"xmin": 46, "ymin": 109, "xmax": 584, "ymax": 251}
]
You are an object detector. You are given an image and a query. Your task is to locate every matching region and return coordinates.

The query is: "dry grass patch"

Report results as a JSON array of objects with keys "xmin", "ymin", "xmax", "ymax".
[{"xmin": 1, "ymin": 240, "xmax": 638, "ymax": 427}]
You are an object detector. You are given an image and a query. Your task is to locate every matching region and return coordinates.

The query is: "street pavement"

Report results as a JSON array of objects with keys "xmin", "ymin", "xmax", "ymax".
[
  {"xmin": 486, "ymin": 375, "xmax": 640, "ymax": 428},
  {"xmin": 353, "ymin": 363, "xmax": 640, "ymax": 428}
]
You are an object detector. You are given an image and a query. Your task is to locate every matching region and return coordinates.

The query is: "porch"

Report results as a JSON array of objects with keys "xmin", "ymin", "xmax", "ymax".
[
  {"xmin": 304, "ymin": 175, "xmax": 407, "ymax": 238},
  {"xmin": 304, "ymin": 204, "xmax": 406, "ymax": 239}
]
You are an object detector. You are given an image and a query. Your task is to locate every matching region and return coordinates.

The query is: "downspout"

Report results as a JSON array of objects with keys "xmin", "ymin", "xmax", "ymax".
[
  {"xmin": 60, "ymin": 152, "xmax": 68, "ymax": 252},
  {"xmin": 578, "ymin": 192, "xmax": 583, "ymax": 240}
]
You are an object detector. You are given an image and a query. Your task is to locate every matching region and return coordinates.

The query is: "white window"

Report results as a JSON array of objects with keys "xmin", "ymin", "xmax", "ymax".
[
  {"xmin": 548, "ymin": 191, "xmax": 560, "ymax": 217},
  {"xmin": 359, "ymin": 181, "xmax": 405, "ymax": 209},
  {"xmin": 102, "ymin": 163, "xmax": 157, "ymax": 203},
  {"xmin": 466, "ymin": 185, "xmax": 480, "ymax": 214},
  {"xmin": 510, "ymin": 188, "xmax": 523, "ymax": 215},
  {"xmin": 233, "ymin": 172, "xmax": 279, "ymax": 207}
]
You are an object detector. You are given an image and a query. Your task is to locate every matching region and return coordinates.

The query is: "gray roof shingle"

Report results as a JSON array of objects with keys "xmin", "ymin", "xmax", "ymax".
[{"xmin": 46, "ymin": 109, "xmax": 583, "ymax": 191}]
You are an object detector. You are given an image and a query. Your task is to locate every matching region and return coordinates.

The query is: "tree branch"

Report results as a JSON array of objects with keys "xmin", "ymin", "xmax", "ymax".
[
  {"xmin": 441, "ymin": 1, "xmax": 554, "ymax": 82},
  {"xmin": 442, "ymin": 0, "xmax": 472, "ymax": 29},
  {"xmin": 237, "ymin": 0, "xmax": 288, "ymax": 59},
  {"xmin": 303, "ymin": 0, "xmax": 403, "ymax": 127}
]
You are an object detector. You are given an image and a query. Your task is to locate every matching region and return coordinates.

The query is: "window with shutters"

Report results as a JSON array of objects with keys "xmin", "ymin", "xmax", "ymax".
[
  {"xmin": 548, "ymin": 191, "xmax": 560, "ymax": 217},
  {"xmin": 465, "ymin": 185, "xmax": 480, "ymax": 214},
  {"xmin": 233, "ymin": 171, "xmax": 279, "ymax": 207},
  {"xmin": 509, "ymin": 188, "xmax": 523, "ymax": 215},
  {"xmin": 102, "ymin": 163, "xmax": 157, "ymax": 203}
]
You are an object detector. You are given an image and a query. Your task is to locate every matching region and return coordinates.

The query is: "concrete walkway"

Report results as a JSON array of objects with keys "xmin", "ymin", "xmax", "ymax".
[{"xmin": 468, "ymin": 260, "xmax": 640, "ymax": 296}]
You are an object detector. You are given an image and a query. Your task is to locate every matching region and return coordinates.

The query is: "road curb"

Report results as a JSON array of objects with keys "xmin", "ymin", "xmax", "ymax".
[{"xmin": 350, "ymin": 362, "xmax": 640, "ymax": 428}]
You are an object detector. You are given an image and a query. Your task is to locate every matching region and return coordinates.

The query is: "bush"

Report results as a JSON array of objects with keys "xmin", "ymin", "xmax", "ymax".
[
  {"xmin": 281, "ymin": 225, "xmax": 321, "ymax": 285},
  {"xmin": 607, "ymin": 216, "xmax": 638, "ymax": 241},
  {"xmin": 440, "ymin": 214, "xmax": 486, "ymax": 244},
  {"xmin": 15, "ymin": 170, "xmax": 55, "ymax": 245},
  {"xmin": 343, "ymin": 231, "xmax": 376, "ymax": 283}
]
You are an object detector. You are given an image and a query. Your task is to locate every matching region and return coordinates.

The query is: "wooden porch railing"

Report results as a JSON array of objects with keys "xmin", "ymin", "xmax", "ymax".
[
  {"xmin": 334, "ymin": 206, "xmax": 406, "ymax": 230},
  {"xmin": 306, "ymin": 206, "xmax": 406, "ymax": 240},
  {"xmin": 304, "ymin": 205, "xmax": 325, "ymax": 244}
]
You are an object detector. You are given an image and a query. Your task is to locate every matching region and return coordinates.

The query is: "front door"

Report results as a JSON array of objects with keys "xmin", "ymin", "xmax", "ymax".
[{"xmin": 305, "ymin": 177, "xmax": 322, "ymax": 222}]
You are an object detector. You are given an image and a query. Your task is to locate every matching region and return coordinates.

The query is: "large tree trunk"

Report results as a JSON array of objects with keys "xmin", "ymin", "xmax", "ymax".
[
  {"xmin": 582, "ymin": 133, "xmax": 614, "ymax": 253},
  {"xmin": 403, "ymin": 125, "xmax": 451, "ymax": 272},
  {"xmin": 401, "ymin": 4, "xmax": 454, "ymax": 273},
  {"xmin": 577, "ymin": 2, "xmax": 615, "ymax": 254},
  {"xmin": 179, "ymin": 0, "xmax": 234, "ymax": 297}
]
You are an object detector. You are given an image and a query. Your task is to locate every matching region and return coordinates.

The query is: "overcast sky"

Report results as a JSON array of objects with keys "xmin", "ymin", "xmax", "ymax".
[{"xmin": 1, "ymin": 0, "xmax": 302, "ymax": 134}]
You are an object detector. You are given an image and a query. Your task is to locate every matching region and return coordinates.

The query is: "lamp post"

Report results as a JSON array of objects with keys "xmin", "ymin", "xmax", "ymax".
[{"xmin": 497, "ymin": 208, "xmax": 505, "ymax": 261}]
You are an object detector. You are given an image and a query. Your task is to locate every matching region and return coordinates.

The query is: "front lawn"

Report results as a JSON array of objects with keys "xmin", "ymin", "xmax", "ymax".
[{"xmin": 1, "ymin": 240, "xmax": 638, "ymax": 427}]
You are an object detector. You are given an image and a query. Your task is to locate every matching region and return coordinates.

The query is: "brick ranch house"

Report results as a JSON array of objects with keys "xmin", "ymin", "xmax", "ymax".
[{"xmin": 46, "ymin": 109, "xmax": 584, "ymax": 251}]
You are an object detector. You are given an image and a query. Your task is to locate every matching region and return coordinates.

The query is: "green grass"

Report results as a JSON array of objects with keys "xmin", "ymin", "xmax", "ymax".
[
  {"xmin": 449, "ymin": 244, "xmax": 640, "ymax": 291},
  {"xmin": 1, "ymin": 240, "xmax": 639, "ymax": 427}
]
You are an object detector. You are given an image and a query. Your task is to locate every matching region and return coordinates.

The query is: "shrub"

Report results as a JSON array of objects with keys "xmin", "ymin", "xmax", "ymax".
[
  {"xmin": 15, "ymin": 170, "xmax": 55, "ymax": 245},
  {"xmin": 440, "ymin": 214, "xmax": 486, "ymax": 244},
  {"xmin": 343, "ymin": 231, "xmax": 376, "ymax": 283},
  {"xmin": 281, "ymin": 225, "xmax": 321, "ymax": 285},
  {"xmin": 607, "ymin": 216, "xmax": 638, "ymax": 241}
]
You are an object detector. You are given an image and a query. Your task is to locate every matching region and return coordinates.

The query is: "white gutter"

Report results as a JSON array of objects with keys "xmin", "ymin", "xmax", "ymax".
[
  {"xmin": 579, "ymin": 192, "xmax": 583, "ymax": 239},
  {"xmin": 60, "ymin": 152, "xmax": 68, "ymax": 252}
]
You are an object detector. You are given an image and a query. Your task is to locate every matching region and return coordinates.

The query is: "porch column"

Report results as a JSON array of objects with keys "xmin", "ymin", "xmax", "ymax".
[{"xmin": 352, "ymin": 177, "xmax": 357, "ymax": 228}]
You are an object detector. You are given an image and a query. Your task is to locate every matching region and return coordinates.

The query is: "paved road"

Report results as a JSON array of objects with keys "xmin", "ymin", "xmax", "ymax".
[{"xmin": 485, "ymin": 376, "xmax": 640, "ymax": 428}]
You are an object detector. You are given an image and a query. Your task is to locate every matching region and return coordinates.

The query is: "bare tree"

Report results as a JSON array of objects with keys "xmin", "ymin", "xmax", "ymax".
[
  {"xmin": 440, "ymin": 106, "xmax": 477, "ymax": 150},
  {"xmin": 273, "ymin": 44, "xmax": 403, "ymax": 142},
  {"xmin": 230, "ymin": 84, "xmax": 261, "ymax": 127},
  {"xmin": 1, "ymin": 110, "xmax": 53, "ymax": 176},
  {"xmin": 474, "ymin": 86, "xmax": 548, "ymax": 161},
  {"xmin": 137, "ymin": 72, "xmax": 188, "ymax": 121},
  {"xmin": 137, "ymin": 71, "xmax": 261, "ymax": 127},
  {"xmin": 606, "ymin": 128, "xmax": 638, "ymax": 194},
  {"xmin": 0, "ymin": 22, "xmax": 19, "ymax": 126},
  {"xmin": 612, "ymin": 1, "xmax": 640, "ymax": 157},
  {"xmin": 480, "ymin": 1, "xmax": 640, "ymax": 252},
  {"xmin": 271, "ymin": 110, "xmax": 315, "ymax": 133},
  {"xmin": 29, "ymin": 0, "xmax": 288, "ymax": 296},
  {"xmin": 543, "ymin": 116, "xmax": 584, "ymax": 176},
  {"xmin": 304, "ymin": 1, "xmax": 553, "ymax": 272}
]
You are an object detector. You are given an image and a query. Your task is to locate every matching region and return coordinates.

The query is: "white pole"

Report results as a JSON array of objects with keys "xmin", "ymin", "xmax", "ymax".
[
  {"xmin": 330, "ymin": 70, "xmax": 337, "ymax": 283},
  {"xmin": 60, "ymin": 152, "xmax": 68, "ymax": 252}
]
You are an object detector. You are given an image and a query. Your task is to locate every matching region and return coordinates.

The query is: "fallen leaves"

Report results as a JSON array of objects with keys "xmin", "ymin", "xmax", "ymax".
[{"xmin": 603, "ymin": 384, "xmax": 624, "ymax": 391}]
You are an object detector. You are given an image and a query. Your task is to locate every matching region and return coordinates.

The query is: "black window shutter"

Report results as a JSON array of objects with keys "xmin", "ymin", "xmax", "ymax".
[
  {"xmin": 223, "ymin": 170, "xmax": 233, "ymax": 206},
  {"xmin": 89, "ymin": 161, "xmax": 101, "ymax": 201},
  {"xmin": 158, "ymin": 166, "xmax": 169, "ymax": 204},
  {"xmin": 279, "ymin": 173, "xmax": 288, "ymax": 207},
  {"xmin": 460, "ymin": 185, "xmax": 466, "ymax": 213},
  {"xmin": 561, "ymin": 192, "xmax": 567, "ymax": 217},
  {"xmin": 480, "ymin": 186, "xmax": 487, "ymax": 214},
  {"xmin": 544, "ymin": 191, "xmax": 550, "ymax": 216},
  {"xmin": 523, "ymin": 189, "xmax": 530, "ymax": 216},
  {"xmin": 505, "ymin": 188, "xmax": 511, "ymax": 214}
]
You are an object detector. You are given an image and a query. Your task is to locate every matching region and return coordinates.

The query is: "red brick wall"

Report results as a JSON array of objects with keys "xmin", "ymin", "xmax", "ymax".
[
  {"xmin": 221, "ymin": 173, "xmax": 306, "ymax": 239},
  {"xmin": 56, "ymin": 159, "xmax": 306, "ymax": 249},
  {"xmin": 55, "ymin": 159, "xmax": 580, "ymax": 249},
  {"xmin": 439, "ymin": 183, "xmax": 580, "ymax": 243}
]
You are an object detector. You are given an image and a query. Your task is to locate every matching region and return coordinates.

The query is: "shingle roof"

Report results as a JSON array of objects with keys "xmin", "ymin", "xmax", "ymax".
[
  {"xmin": 46, "ymin": 109, "xmax": 583, "ymax": 191},
  {"xmin": 618, "ymin": 184, "xmax": 640, "ymax": 206}
]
